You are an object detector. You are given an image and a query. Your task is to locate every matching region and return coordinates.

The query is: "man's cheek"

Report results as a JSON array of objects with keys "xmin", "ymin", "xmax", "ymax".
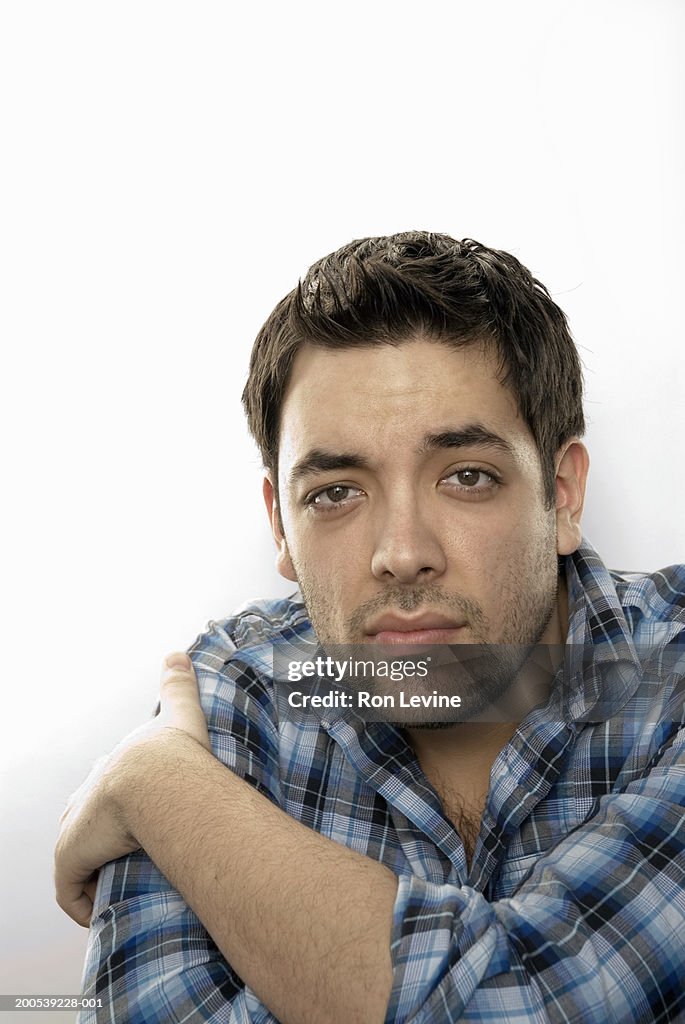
[{"xmin": 449, "ymin": 523, "xmax": 508, "ymax": 578}]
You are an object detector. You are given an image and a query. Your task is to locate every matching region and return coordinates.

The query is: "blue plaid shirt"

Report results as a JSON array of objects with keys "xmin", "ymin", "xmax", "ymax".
[{"xmin": 81, "ymin": 540, "xmax": 685, "ymax": 1022}]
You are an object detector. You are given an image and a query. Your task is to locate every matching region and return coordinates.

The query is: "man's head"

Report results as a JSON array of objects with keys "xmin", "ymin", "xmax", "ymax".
[
  {"xmin": 242, "ymin": 231, "xmax": 589, "ymax": 657},
  {"xmin": 243, "ymin": 232, "xmax": 585, "ymax": 508}
]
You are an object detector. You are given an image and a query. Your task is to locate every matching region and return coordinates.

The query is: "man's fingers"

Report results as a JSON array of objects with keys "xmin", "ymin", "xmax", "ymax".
[
  {"xmin": 158, "ymin": 651, "xmax": 211, "ymax": 750},
  {"xmin": 59, "ymin": 890, "xmax": 94, "ymax": 928},
  {"xmin": 161, "ymin": 652, "xmax": 196, "ymax": 695},
  {"xmin": 165, "ymin": 651, "xmax": 192, "ymax": 672},
  {"xmin": 54, "ymin": 865, "xmax": 97, "ymax": 928},
  {"xmin": 84, "ymin": 876, "xmax": 99, "ymax": 903}
]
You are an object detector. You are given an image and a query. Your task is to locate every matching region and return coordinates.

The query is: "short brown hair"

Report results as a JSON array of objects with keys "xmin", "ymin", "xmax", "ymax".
[{"xmin": 242, "ymin": 231, "xmax": 584, "ymax": 507}]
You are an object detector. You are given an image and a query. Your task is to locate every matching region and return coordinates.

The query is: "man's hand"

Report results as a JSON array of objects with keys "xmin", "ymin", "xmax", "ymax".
[
  {"xmin": 56, "ymin": 651, "xmax": 397, "ymax": 1024},
  {"xmin": 54, "ymin": 652, "xmax": 210, "ymax": 927}
]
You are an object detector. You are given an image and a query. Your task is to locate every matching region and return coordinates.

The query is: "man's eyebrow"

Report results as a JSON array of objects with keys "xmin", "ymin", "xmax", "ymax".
[
  {"xmin": 420, "ymin": 425, "xmax": 516, "ymax": 457},
  {"xmin": 289, "ymin": 427, "xmax": 515, "ymax": 486},
  {"xmin": 289, "ymin": 449, "xmax": 372, "ymax": 485}
]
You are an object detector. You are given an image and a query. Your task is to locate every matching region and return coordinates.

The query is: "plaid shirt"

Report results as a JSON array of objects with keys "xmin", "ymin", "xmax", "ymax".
[{"xmin": 80, "ymin": 540, "xmax": 685, "ymax": 1023}]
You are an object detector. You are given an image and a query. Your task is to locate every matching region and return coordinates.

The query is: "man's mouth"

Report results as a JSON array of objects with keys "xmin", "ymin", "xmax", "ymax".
[{"xmin": 364, "ymin": 612, "xmax": 468, "ymax": 645}]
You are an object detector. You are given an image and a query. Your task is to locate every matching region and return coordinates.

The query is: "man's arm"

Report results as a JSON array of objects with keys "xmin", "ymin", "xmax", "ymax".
[
  {"xmin": 59, "ymin": 656, "xmax": 685, "ymax": 1024},
  {"xmin": 112, "ymin": 729, "xmax": 396, "ymax": 1024},
  {"xmin": 63, "ymin": 630, "xmax": 292, "ymax": 1024}
]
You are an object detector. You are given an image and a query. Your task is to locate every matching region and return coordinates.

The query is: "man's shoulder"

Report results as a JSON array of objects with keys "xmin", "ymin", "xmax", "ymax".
[
  {"xmin": 609, "ymin": 561, "xmax": 685, "ymax": 641},
  {"xmin": 570, "ymin": 543, "xmax": 685, "ymax": 657},
  {"xmin": 610, "ymin": 563, "xmax": 685, "ymax": 611},
  {"xmin": 187, "ymin": 594, "xmax": 311, "ymax": 674},
  {"xmin": 214, "ymin": 594, "xmax": 310, "ymax": 647}
]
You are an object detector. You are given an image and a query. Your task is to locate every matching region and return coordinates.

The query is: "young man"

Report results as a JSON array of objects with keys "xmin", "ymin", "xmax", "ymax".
[{"xmin": 55, "ymin": 232, "xmax": 685, "ymax": 1023}]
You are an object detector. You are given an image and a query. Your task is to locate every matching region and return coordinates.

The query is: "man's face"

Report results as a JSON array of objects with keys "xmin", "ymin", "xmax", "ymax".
[{"xmin": 267, "ymin": 337, "xmax": 584, "ymax": 657}]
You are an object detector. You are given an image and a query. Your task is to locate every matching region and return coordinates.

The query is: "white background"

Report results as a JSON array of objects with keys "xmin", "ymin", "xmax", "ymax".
[{"xmin": 1, "ymin": 1, "xmax": 683, "ymax": 1020}]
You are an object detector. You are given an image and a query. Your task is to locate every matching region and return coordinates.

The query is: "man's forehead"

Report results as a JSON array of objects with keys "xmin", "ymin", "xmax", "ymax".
[
  {"xmin": 284, "ymin": 335, "xmax": 500, "ymax": 389},
  {"xmin": 277, "ymin": 338, "xmax": 532, "ymax": 476}
]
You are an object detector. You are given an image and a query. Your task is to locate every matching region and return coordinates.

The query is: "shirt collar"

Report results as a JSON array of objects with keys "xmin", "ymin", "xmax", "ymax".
[{"xmin": 560, "ymin": 537, "xmax": 642, "ymax": 723}]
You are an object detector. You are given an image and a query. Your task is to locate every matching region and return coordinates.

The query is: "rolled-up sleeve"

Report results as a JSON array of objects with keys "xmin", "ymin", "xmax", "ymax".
[
  {"xmin": 386, "ymin": 728, "xmax": 685, "ymax": 1023},
  {"xmin": 79, "ymin": 619, "xmax": 284, "ymax": 1022}
]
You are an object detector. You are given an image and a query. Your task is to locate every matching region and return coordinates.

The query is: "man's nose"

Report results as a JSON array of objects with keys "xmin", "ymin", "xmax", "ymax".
[{"xmin": 370, "ymin": 499, "xmax": 447, "ymax": 584}]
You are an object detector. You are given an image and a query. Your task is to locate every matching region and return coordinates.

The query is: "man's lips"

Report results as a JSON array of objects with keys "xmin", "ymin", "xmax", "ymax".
[{"xmin": 365, "ymin": 613, "xmax": 467, "ymax": 645}]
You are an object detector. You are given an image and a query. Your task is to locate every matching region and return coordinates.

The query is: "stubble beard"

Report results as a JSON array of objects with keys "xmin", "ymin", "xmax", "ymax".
[{"xmin": 290, "ymin": 522, "xmax": 561, "ymax": 725}]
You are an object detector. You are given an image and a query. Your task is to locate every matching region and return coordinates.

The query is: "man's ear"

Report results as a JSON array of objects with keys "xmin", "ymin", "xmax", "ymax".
[
  {"xmin": 554, "ymin": 440, "xmax": 590, "ymax": 556},
  {"xmin": 263, "ymin": 474, "xmax": 297, "ymax": 582}
]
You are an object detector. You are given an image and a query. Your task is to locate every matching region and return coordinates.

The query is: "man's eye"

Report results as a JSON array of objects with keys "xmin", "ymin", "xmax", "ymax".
[
  {"xmin": 307, "ymin": 485, "xmax": 364, "ymax": 510},
  {"xmin": 442, "ymin": 468, "xmax": 499, "ymax": 493}
]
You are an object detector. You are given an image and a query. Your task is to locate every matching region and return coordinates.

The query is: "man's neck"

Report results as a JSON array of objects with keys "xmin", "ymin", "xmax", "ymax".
[
  {"xmin": 407, "ymin": 719, "xmax": 517, "ymax": 871},
  {"xmin": 407, "ymin": 720, "xmax": 519, "ymax": 784}
]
